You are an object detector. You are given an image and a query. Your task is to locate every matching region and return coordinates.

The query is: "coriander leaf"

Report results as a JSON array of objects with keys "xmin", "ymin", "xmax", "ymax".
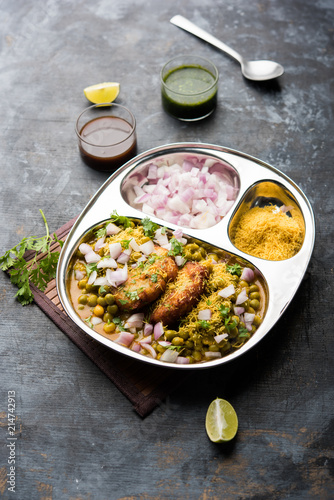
[
  {"xmin": 110, "ymin": 210, "xmax": 132, "ymax": 228},
  {"xmin": 168, "ymin": 237, "xmax": 184, "ymax": 257},
  {"xmin": 198, "ymin": 320, "xmax": 210, "ymax": 329},
  {"xmin": 218, "ymin": 304, "xmax": 230, "ymax": 317},
  {"xmin": 226, "ymin": 263, "xmax": 242, "ymax": 276},
  {"xmin": 151, "ymin": 273, "xmax": 158, "ymax": 283},
  {"xmin": 95, "ymin": 226, "xmax": 107, "ymax": 239},
  {"xmin": 238, "ymin": 326, "xmax": 250, "ymax": 338},
  {"xmin": 141, "ymin": 217, "xmax": 160, "ymax": 238},
  {"xmin": 85, "ymin": 262, "xmax": 97, "ymax": 276}
]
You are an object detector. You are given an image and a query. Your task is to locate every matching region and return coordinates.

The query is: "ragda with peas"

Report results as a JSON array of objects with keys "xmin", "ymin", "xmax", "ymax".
[{"xmin": 67, "ymin": 213, "xmax": 266, "ymax": 365}]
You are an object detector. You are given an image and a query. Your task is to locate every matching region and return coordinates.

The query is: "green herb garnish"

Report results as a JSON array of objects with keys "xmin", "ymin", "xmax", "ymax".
[
  {"xmin": 151, "ymin": 273, "xmax": 158, "ymax": 283},
  {"xmin": 226, "ymin": 263, "xmax": 242, "ymax": 277},
  {"xmin": 85, "ymin": 262, "xmax": 98, "ymax": 277},
  {"xmin": 110, "ymin": 210, "xmax": 132, "ymax": 228},
  {"xmin": 198, "ymin": 320, "xmax": 211, "ymax": 329},
  {"xmin": 168, "ymin": 237, "xmax": 184, "ymax": 257},
  {"xmin": 238, "ymin": 326, "xmax": 250, "ymax": 338},
  {"xmin": 95, "ymin": 226, "xmax": 107, "ymax": 239},
  {"xmin": 141, "ymin": 217, "xmax": 160, "ymax": 238},
  {"xmin": 113, "ymin": 317, "xmax": 127, "ymax": 331},
  {"xmin": 84, "ymin": 315, "xmax": 93, "ymax": 329},
  {"xmin": 0, "ymin": 210, "xmax": 63, "ymax": 305}
]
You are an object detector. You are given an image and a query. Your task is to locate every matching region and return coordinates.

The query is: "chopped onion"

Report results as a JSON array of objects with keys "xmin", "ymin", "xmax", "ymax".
[
  {"xmin": 175, "ymin": 255, "xmax": 186, "ymax": 267},
  {"xmin": 91, "ymin": 316, "xmax": 102, "ymax": 325},
  {"xmin": 106, "ymin": 264, "xmax": 128, "ymax": 286},
  {"xmin": 204, "ymin": 352, "xmax": 222, "ymax": 359},
  {"xmin": 141, "ymin": 343, "xmax": 157, "ymax": 358},
  {"xmin": 75, "ymin": 270, "xmax": 84, "ymax": 281},
  {"xmin": 236, "ymin": 288, "xmax": 248, "ymax": 305},
  {"xmin": 160, "ymin": 349, "xmax": 179, "ymax": 363},
  {"xmin": 214, "ymin": 333, "xmax": 228, "ymax": 343},
  {"xmin": 79, "ymin": 243, "xmax": 92, "ymax": 255},
  {"xmin": 244, "ymin": 312, "xmax": 255, "ymax": 324},
  {"xmin": 218, "ymin": 284, "xmax": 235, "ymax": 298},
  {"xmin": 139, "ymin": 240, "xmax": 154, "ymax": 255},
  {"xmin": 144, "ymin": 323, "xmax": 153, "ymax": 335},
  {"xmin": 109, "ymin": 242, "xmax": 123, "ymax": 259},
  {"xmin": 94, "ymin": 237, "xmax": 105, "ymax": 252},
  {"xmin": 131, "ymin": 343, "xmax": 141, "ymax": 353},
  {"xmin": 280, "ymin": 205, "xmax": 294, "ymax": 213},
  {"xmin": 124, "ymin": 313, "xmax": 144, "ymax": 329},
  {"xmin": 198, "ymin": 309, "xmax": 212, "ymax": 320},
  {"xmin": 139, "ymin": 335, "xmax": 152, "ymax": 344},
  {"xmin": 234, "ymin": 306, "xmax": 245, "ymax": 316},
  {"xmin": 93, "ymin": 276, "xmax": 109, "ymax": 287},
  {"xmin": 87, "ymin": 270, "xmax": 97, "ymax": 285},
  {"xmin": 240, "ymin": 267, "xmax": 255, "ymax": 282},
  {"xmin": 84, "ymin": 250, "xmax": 100, "ymax": 263},
  {"xmin": 117, "ymin": 252, "xmax": 131, "ymax": 264},
  {"xmin": 129, "ymin": 238, "xmax": 141, "ymax": 252},
  {"xmin": 153, "ymin": 322, "xmax": 164, "ymax": 340},
  {"xmin": 97, "ymin": 258, "xmax": 117, "ymax": 269},
  {"xmin": 158, "ymin": 341, "xmax": 171, "ymax": 347},
  {"xmin": 115, "ymin": 331, "xmax": 134, "ymax": 347},
  {"xmin": 106, "ymin": 223, "xmax": 121, "ymax": 235},
  {"xmin": 176, "ymin": 356, "xmax": 190, "ymax": 364}
]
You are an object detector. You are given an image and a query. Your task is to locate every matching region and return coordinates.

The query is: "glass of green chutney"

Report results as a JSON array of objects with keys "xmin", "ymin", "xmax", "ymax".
[{"xmin": 161, "ymin": 55, "xmax": 219, "ymax": 121}]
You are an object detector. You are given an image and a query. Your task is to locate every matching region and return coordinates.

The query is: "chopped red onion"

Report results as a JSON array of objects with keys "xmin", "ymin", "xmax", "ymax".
[
  {"xmin": 153, "ymin": 322, "xmax": 164, "ymax": 340},
  {"xmin": 141, "ymin": 343, "xmax": 157, "ymax": 358},
  {"xmin": 91, "ymin": 316, "xmax": 102, "ymax": 326},
  {"xmin": 79, "ymin": 243, "xmax": 92, "ymax": 255},
  {"xmin": 93, "ymin": 276, "xmax": 109, "ymax": 287},
  {"xmin": 218, "ymin": 284, "xmax": 235, "ymax": 298},
  {"xmin": 198, "ymin": 309, "xmax": 212, "ymax": 320},
  {"xmin": 236, "ymin": 288, "xmax": 248, "ymax": 305},
  {"xmin": 115, "ymin": 331, "xmax": 134, "ymax": 347},
  {"xmin": 176, "ymin": 356, "xmax": 190, "ymax": 364},
  {"xmin": 158, "ymin": 341, "xmax": 171, "ymax": 347},
  {"xmin": 160, "ymin": 349, "xmax": 179, "ymax": 363},
  {"xmin": 94, "ymin": 237, "xmax": 105, "ymax": 252},
  {"xmin": 139, "ymin": 335, "xmax": 152, "ymax": 344},
  {"xmin": 117, "ymin": 252, "xmax": 131, "ymax": 264},
  {"xmin": 144, "ymin": 323, "xmax": 153, "ymax": 335},
  {"xmin": 244, "ymin": 312, "xmax": 255, "ymax": 324},
  {"xmin": 139, "ymin": 240, "xmax": 155, "ymax": 255},
  {"xmin": 240, "ymin": 267, "xmax": 255, "ymax": 282},
  {"xmin": 175, "ymin": 255, "xmax": 186, "ymax": 267},
  {"xmin": 204, "ymin": 352, "xmax": 222, "ymax": 359},
  {"xmin": 129, "ymin": 238, "xmax": 141, "ymax": 252},
  {"xmin": 84, "ymin": 250, "xmax": 100, "ymax": 264},
  {"xmin": 131, "ymin": 343, "xmax": 141, "ymax": 353},
  {"xmin": 214, "ymin": 333, "xmax": 228, "ymax": 343},
  {"xmin": 280, "ymin": 205, "xmax": 294, "ymax": 213},
  {"xmin": 109, "ymin": 242, "xmax": 123, "ymax": 259},
  {"xmin": 97, "ymin": 258, "xmax": 117, "ymax": 269},
  {"xmin": 88, "ymin": 270, "xmax": 97, "ymax": 285},
  {"xmin": 106, "ymin": 222, "xmax": 121, "ymax": 235},
  {"xmin": 234, "ymin": 306, "xmax": 245, "ymax": 316},
  {"xmin": 106, "ymin": 264, "xmax": 128, "ymax": 286},
  {"xmin": 124, "ymin": 313, "xmax": 144, "ymax": 329},
  {"xmin": 75, "ymin": 269, "xmax": 84, "ymax": 281}
]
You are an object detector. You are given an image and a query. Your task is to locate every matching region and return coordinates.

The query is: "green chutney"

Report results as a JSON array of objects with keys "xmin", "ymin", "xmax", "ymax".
[{"xmin": 161, "ymin": 65, "xmax": 218, "ymax": 121}]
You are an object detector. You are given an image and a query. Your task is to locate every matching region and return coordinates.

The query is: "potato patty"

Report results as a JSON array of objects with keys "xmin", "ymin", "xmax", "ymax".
[
  {"xmin": 114, "ymin": 245, "xmax": 178, "ymax": 312},
  {"xmin": 150, "ymin": 261, "xmax": 209, "ymax": 326}
]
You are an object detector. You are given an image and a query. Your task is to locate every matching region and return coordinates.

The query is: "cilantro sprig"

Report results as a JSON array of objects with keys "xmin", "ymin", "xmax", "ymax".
[
  {"xmin": 226, "ymin": 263, "xmax": 242, "ymax": 276},
  {"xmin": 141, "ymin": 217, "xmax": 160, "ymax": 238},
  {"xmin": 0, "ymin": 210, "xmax": 63, "ymax": 305}
]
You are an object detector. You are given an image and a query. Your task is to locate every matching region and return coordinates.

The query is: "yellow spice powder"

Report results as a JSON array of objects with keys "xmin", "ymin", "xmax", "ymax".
[{"xmin": 232, "ymin": 206, "xmax": 304, "ymax": 260}]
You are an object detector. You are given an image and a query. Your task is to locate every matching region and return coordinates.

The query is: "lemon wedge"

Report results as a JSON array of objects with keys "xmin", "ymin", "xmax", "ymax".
[
  {"xmin": 83, "ymin": 82, "xmax": 120, "ymax": 104},
  {"xmin": 205, "ymin": 398, "xmax": 238, "ymax": 443}
]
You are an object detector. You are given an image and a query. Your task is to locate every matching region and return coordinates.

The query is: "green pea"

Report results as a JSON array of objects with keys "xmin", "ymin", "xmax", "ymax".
[
  {"xmin": 103, "ymin": 312, "xmax": 113, "ymax": 323},
  {"xmin": 85, "ymin": 283, "xmax": 94, "ymax": 293},
  {"xmin": 185, "ymin": 340, "xmax": 194, "ymax": 349},
  {"xmin": 78, "ymin": 294, "xmax": 88, "ymax": 305},
  {"xmin": 249, "ymin": 284, "xmax": 259, "ymax": 293},
  {"xmin": 156, "ymin": 345, "xmax": 166, "ymax": 354},
  {"xmin": 253, "ymin": 315, "xmax": 262, "ymax": 327},
  {"xmin": 165, "ymin": 330, "xmax": 178, "ymax": 341},
  {"xmin": 107, "ymin": 304, "xmax": 118, "ymax": 315},
  {"xmin": 209, "ymin": 344, "xmax": 220, "ymax": 352},
  {"xmin": 238, "ymin": 280, "xmax": 249, "ymax": 289},
  {"xmin": 105, "ymin": 294, "xmax": 115, "ymax": 305},
  {"xmin": 250, "ymin": 291, "xmax": 260, "ymax": 300},
  {"xmin": 78, "ymin": 279, "xmax": 88, "ymax": 289},
  {"xmin": 172, "ymin": 337, "xmax": 184, "ymax": 346},
  {"xmin": 87, "ymin": 294, "xmax": 98, "ymax": 307},
  {"xmin": 249, "ymin": 299, "xmax": 260, "ymax": 310},
  {"xmin": 103, "ymin": 322, "xmax": 116, "ymax": 334},
  {"xmin": 231, "ymin": 315, "xmax": 240, "ymax": 325},
  {"xmin": 177, "ymin": 330, "xmax": 189, "ymax": 340},
  {"xmin": 192, "ymin": 351, "xmax": 202, "ymax": 362},
  {"xmin": 97, "ymin": 296, "xmax": 107, "ymax": 306}
]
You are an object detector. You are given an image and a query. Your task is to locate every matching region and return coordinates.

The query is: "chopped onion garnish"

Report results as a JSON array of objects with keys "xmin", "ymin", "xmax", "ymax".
[
  {"xmin": 175, "ymin": 255, "xmax": 186, "ymax": 267},
  {"xmin": 198, "ymin": 309, "xmax": 212, "ymax": 320},
  {"xmin": 131, "ymin": 343, "xmax": 141, "ymax": 353},
  {"xmin": 176, "ymin": 356, "xmax": 190, "ymax": 364},
  {"xmin": 124, "ymin": 313, "xmax": 144, "ymax": 329},
  {"xmin": 87, "ymin": 270, "xmax": 97, "ymax": 285},
  {"xmin": 280, "ymin": 205, "xmax": 294, "ymax": 213},
  {"xmin": 91, "ymin": 316, "xmax": 102, "ymax": 325},
  {"xmin": 236, "ymin": 288, "xmax": 248, "ymax": 305},
  {"xmin": 205, "ymin": 352, "xmax": 222, "ymax": 359},
  {"xmin": 93, "ymin": 276, "xmax": 109, "ymax": 287},
  {"xmin": 160, "ymin": 349, "xmax": 179, "ymax": 363},
  {"xmin": 114, "ymin": 331, "xmax": 134, "ymax": 347},
  {"xmin": 218, "ymin": 284, "xmax": 235, "ymax": 298},
  {"xmin": 214, "ymin": 333, "xmax": 228, "ymax": 343},
  {"xmin": 139, "ymin": 240, "xmax": 155, "ymax": 255},
  {"xmin": 234, "ymin": 306, "xmax": 245, "ymax": 316},
  {"xmin": 144, "ymin": 323, "xmax": 153, "ymax": 335},
  {"xmin": 158, "ymin": 341, "xmax": 171, "ymax": 347},
  {"xmin": 153, "ymin": 322, "xmax": 164, "ymax": 340},
  {"xmin": 97, "ymin": 258, "xmax": 117, "ymax": 269},
  {"xmin": 94, "ymin": 237, "xmax": 105, "ymax": 252},
  {"xmin": 139, "ymin": 335, "xmax": 152, "ymax": 344},
  {"xmin": 117, "ymin": 252, "xmax": 131, "ymax": 264},
  {"xmin": 129, "ymin": 238, "xmax": 141, "ymax": 252},
  {"xmin": 106, "ymin": 264, "xmax": 128, "ymax": 286},
  {"xmin": 141, "ymin": 343, "xmax": 157, "ymax": 358},
  {"xmin": 109, "ymin": 242, "xmax": 123, "ymax": 259},
  {"xmin": 85, "ymin": 250, "xmax": 100, "ymax": 263},
  {"xmin": 106, "ymin": 222, "xmax": 121, "ymax": 235},
  {"xmin": 244, "ymin": 312, "xmax": 255, "ymax": 324},
  {"xmin": 240, "ymin": 267, "xmax": 255, "ymax": 282},
  {"xmin": 79, "ymin": 243, "xmax": 92, "ymax": 255},
  {"xmin": 75, "ymin": 270, "xmax": 84, "ymax": 281}
]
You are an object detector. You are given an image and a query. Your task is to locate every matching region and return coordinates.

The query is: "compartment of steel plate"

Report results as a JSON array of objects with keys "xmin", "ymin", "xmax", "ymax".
[{"xmin": 56, "ymin": 143, "xmax": 315, "ymax": 370}]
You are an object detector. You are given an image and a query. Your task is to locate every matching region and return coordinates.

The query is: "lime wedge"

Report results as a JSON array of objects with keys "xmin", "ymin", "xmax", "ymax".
[
  {"xmin": 205, "ymin": 398, "xmax": 238, "ymax": 443},
  {"xmin": 83, "ymin": 82, "xmax": 120, "ymax": 104}
]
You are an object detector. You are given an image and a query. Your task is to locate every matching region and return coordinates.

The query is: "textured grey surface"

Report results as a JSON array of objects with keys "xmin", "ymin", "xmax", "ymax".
[{"xmin": 0, "ymin": 0, "xmax": 333, "ymax": 499}]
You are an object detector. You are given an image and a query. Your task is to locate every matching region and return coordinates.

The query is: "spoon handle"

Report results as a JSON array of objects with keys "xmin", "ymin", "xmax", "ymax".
[{"xmin": 170, "ymin": 15, "xmax": 243, "ymax": 65}]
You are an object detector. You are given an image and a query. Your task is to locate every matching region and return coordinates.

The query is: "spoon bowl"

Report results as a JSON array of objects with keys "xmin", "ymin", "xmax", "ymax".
[{"xmin": 170, "ymin": 15, "xmax": 284, "ymax": 82}]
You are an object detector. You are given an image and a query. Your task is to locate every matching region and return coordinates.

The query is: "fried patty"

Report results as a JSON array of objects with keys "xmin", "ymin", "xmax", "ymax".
[
  {"xmin": 114, "ymin": 245, "xmax": 178, "ymax": 312},
  {"xmin": 150, "ymin": 261, "xmax": 209, "ymax": 326}
]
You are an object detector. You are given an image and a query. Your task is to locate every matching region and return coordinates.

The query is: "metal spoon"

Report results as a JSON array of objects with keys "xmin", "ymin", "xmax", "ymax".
[{"xmin": 170, "ymin": 15, "xmax": 284, "ymax": 81}]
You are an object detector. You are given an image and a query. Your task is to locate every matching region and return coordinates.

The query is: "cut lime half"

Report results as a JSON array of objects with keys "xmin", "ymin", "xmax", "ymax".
[{"xmin": 205, "ymin": 398, "xmax": 238, "ymax": 443}]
